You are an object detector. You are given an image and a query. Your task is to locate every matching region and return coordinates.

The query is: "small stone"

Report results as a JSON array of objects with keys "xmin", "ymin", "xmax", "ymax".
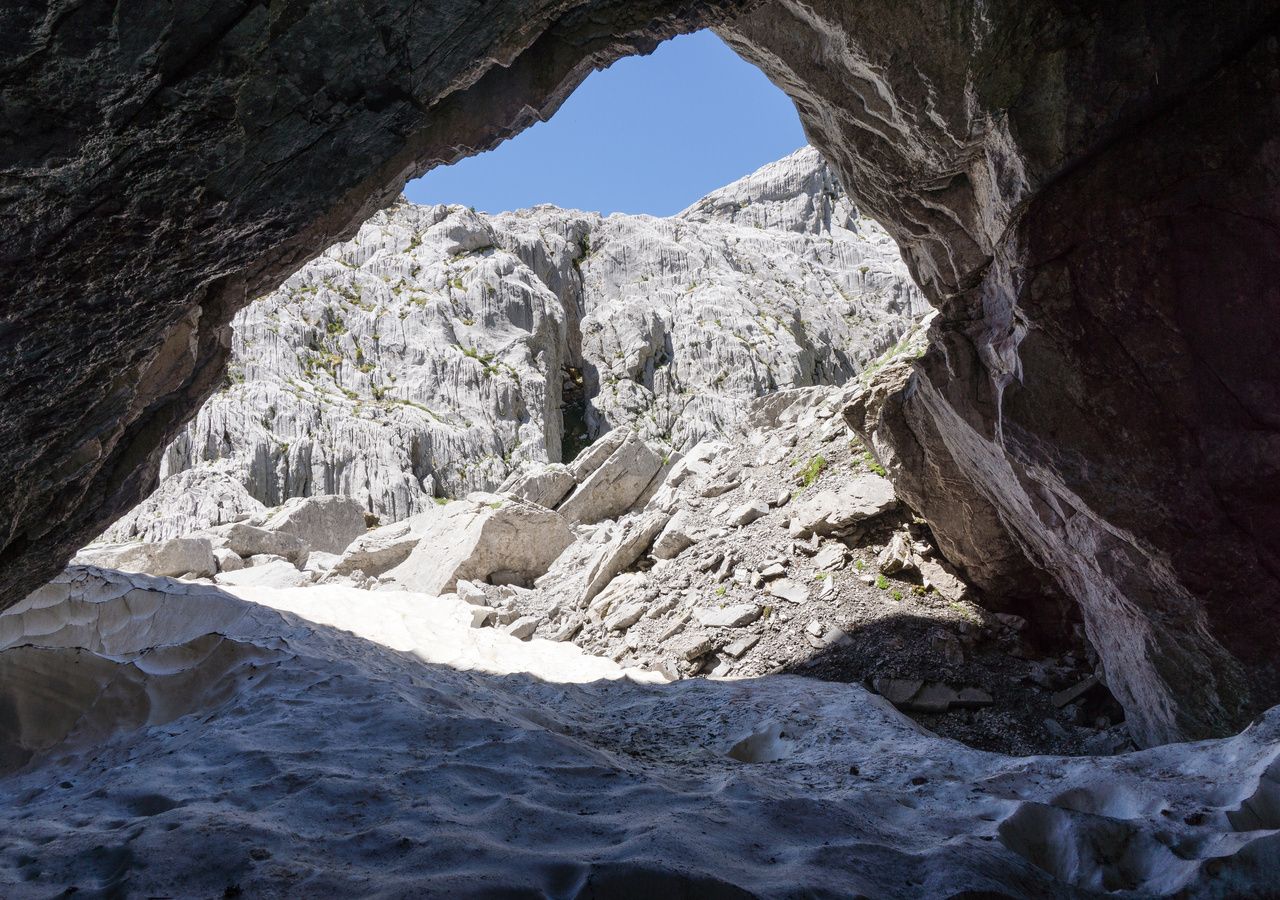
[
  {"xmin": 918, "ymin": 558, "xmax": 969, "ymax": 602},
  {"xmin": 658, "ymin": 613, "xmax": 690, "ymax": 642},
  {"xmin": 697, "ymin": 552, "xmax": 724, "ymax": 573},
  {"xmin": 759, "ymin": 562, "xmax": 786, "ymax": 580},
  {"xmin": 805, "ymin": 620, "xmax": 825, "ymax": 637},
  {"xmin": 714, "ymin": 554, "xmax": 734, "ymax": 583},
  {"xmin": 723, "ymin": 634, "xmax": 761, "ymax": 658},
  {"xmin": 708, "ymin": 655, "xmax": 734, "ymax": 677},
  {"xmin": 694, "ymin": 604, "xmax": 762, "ymax": 628},
  {"xmin": 655, "ymin": 659, "xmax": 681, "ymax": 681},
  {"xmin": 456, "ymin": 579, "xmax": 488, "ymax": 606},
  {"xmin": 551, "ymin": 618, "xmax": 582, "ymax": 642},
  {"xmin": 505, "ymin": 616, "xmax": 541, "ymax": 640},
  {"xmin": 877, "ymin": 532, "xmax": 917, "ymax": 575},
  {"xmin": 767, "ymin": 578, "xmax": 809, "ymax": 604},
  {"xmin": 771, "ymin": 489, "xmax": 792, "ymax": 508},
  {"xmin": 1052, "ymin": 674, "xmax": 1102, "ymax": 708},
  {"xmin": 872, "ymin": 677, "xmax": 924, "ymax": 706},
  {"xmin": 652, "ymin": 511, "xmax": 698, "ymax": 560},
  {"xmin": 812, "ymin": 544, "xmax": 848, "ymax": 571},
  {"xmin": 1042, "ymin": 718, "xmax": 1070, "ymax": 741},
  {"xmin": 672, "ymin": 633, "xmax": 713, "ymax": 662},
  {"xmin": 993, "ymin": 613, "xmax": 1028, "ymax": 632},
  {"xmin": 605, "ymin": 602, "xmax": 647, "ymax": 632},
  {"xmin": 494, "ymin": 607, "xmax": 523, "ymax": 626},
  {"xmin": 469, "ymin": 606, "xmax": 495, "ymax": 629},
  {"xmin": 909, "ymin": 683, "xmax": 960, "ymax": 713},
  {"xmin": 730, "ymin": 500, "xmax": 769, "ymax": 527},
  {"xmin": 213, "ymin": 548, "xmax": 244, "ymax": 573},
  {"xmin": 647, "ymin": 595, "xmax": 678, "ymax": 618},
  {"xmin": 955, "ymin": 687, "xmax": 994, "ymax": 708}
]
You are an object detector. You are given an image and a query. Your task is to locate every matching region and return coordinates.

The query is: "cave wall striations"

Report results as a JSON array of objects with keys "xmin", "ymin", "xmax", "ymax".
[
  {"xmin": 721, "ymin": 1, "xmax": 1280, "ymax": 746},
  {"xmin": 1, "ymin": 1, "xmax": 1276, "ymax": 746}
]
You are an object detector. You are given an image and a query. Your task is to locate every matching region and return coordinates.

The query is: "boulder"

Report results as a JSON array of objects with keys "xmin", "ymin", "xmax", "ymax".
[
  {"xmin": 537, "ymin": 510, "xmax": 670, "ymax": 609},
  {"xmin": 498, "ymin": 464, "xmax": 576, "ymax": 509},
  {"xmin": 729, "ymin": 500, "xmax": 768, "ymax": 527},
  {"xmin": 302, "ymin": 551, "xmax": 341, "ymax": 575},
  {"xmin": 557, "ymin": 432, "xmax": 663, "ymax": 525},
  {"xmin": 919, "ymin": 558, "xmax": 970, "ymax": 603},
  {"xmin": 73, "ymin": 537, "xmax": 217, "ymax": 579},
  {"xmin": 878, "ymin": 532, "xmax": 917, "ymax": 575},
  {"xmin": 812, "ymin": 544, "xmax": 848, "ymax": 571},
  {"xmin": 723, "ymin": 634, "xmax": 761, "ymax": 658},
  {"xmin": 652, "ymin": 510, "xmax": 697, "ymax": 560},
  {"xmin": 566, "ymin": 428, "xmax": 629, "ymax": 482},
  {"xmin": 787, "ymin": 474, "xmax": 897, "ymax": 538},
  {"xmin": 505, "ymin": 616, "xmax": 542, "ymax": 641},
  {"xmin": 202, "ymin": 523, "xmax": 308, "ymax": 566},
  {"xmin": 605, "ymin": 602, "xmax": 647, "ymax": 633},
  {"xmin": 214, "ymin": 559, "xmax": 313, "ymax": 589},
  {"xmin": 383, "ymin": 494, "xmax": 573, "ymax": 596},
  {"xmin": 212, "ymin": 548, "xmax": 244, "ymax": 573},
  {"xmin": 330, "ymin": 510, "xmax": 439, "ymax": 577},
  {"xmin": 260, "ymin": 495, "xmax": 368, "ymax": 555}
]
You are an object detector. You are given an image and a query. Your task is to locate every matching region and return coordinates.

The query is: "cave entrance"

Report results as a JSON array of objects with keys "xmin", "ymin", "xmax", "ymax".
[{"xmin": 59, "ymin": 22, "xmax": 1074, "ymax": 756}]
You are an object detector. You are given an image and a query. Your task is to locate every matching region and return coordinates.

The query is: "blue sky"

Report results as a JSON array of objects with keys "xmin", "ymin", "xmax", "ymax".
[{"xmin": 404, "ymin": 31, "xmax": 806, "ymax": 217}]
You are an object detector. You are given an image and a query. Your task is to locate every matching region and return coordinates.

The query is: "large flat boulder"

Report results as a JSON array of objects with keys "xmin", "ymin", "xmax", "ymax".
[
  {"xmin": 260, "ymin": 495, "xmax": 367, "ymax": 555},
  {"xmin": 537, "ymin": 509, "xmax": 670, "ymax": 609},
  {"xmin": 557, "ymin": 432, "xmax": 663, "ymax": 525},
  {"xmin": 383, "ymin": 494, "xmax": 573, "ymax": 596},
  {"xmin": 73, "ymin": 537, "xmax": 216, "ymax": 579},
  {"xmin": 787, "ymin": 474, "xmax": 897, "ymax": 538},
  {"xmin": 200, "ymin": 523, "xmax": 308, "ymax": 566},
  {"xmin": 329, "ymin": 510, "xmax": 441, "ymax": 578}
]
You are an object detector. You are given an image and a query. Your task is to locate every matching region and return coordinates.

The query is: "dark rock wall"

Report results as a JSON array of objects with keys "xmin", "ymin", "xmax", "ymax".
[
  {"xmin": 2, "ymin": 0, "xmax": 1276, "ymax": 746},
  {"xmin": 722, "ymin": 1, "xmax": 1280, "ymax": 745}
]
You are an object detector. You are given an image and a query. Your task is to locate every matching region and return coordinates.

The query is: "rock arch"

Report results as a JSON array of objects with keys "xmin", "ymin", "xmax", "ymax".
[{"xmin": 2, "ymin": 0, "xmax": 1276, "ymax": 746}]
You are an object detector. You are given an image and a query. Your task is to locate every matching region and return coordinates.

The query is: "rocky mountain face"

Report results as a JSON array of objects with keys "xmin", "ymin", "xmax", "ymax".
[
  {"xmin": 69, "ymin": 333, "xmax": 1129, "ymax": 759},
  {"xmin": 103, "ymin": 148, "xmax": 922, "ymax": 540}
]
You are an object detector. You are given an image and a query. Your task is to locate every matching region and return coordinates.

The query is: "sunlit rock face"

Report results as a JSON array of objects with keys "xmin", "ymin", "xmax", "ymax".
[
  {"xmin": 1, "ymin": 0, "xmax": 1276, "ymax": 745},
  {"xmin": 0, "ymin": 0, "xmax": 750, "ymax": 627},
  {"xmin": 109, "ymin": 148, "xmax": 920, "ymax": 533}
]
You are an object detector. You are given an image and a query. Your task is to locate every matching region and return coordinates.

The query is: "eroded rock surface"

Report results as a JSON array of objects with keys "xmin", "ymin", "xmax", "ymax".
[{"xmin": 152, "ymin": 147, "xmax": 921, "ymax": 523}]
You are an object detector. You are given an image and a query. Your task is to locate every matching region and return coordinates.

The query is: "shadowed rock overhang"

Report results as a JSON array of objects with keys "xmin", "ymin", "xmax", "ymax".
[{"xmin": 1, "ymin": 0, "xmax": 1277, "ymax": 747}]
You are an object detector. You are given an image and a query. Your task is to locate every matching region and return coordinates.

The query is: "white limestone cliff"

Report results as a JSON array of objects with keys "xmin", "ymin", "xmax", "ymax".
[{"xmin": 106, "ymin": 147, "xmax": 924, "ymax": 538}]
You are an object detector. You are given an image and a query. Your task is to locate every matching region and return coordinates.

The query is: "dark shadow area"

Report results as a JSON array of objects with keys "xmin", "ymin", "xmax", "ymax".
[
  {"xmin": 1, "ymin": 570, "xmax": 1276, "ymax": 898},
  {"xmin": 779, "ymin": 610, "xmax": 1128, "ymax": 757}
]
